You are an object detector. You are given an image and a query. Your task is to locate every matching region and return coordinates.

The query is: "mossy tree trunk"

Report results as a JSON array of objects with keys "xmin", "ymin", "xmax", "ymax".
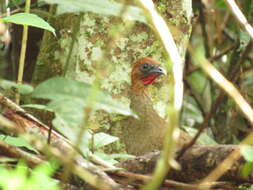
[{"xmin": 32, "ymin": 0, "xmax": 193, "ymax": 150}]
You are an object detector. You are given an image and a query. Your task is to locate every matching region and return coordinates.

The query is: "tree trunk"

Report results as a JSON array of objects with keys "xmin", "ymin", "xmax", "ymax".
[{"xmin": 32, "ymin": 0, "xmax": 192, "ymax": 120}]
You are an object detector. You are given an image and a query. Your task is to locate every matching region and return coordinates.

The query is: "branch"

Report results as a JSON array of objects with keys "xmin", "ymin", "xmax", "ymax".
[
  {"xmin": 225, "ymin": 0, "xmax": 253, "ymax": 40},
  {"xmin": 137, "ymin": 0, "xmax": 185, "ymax": 189},
  {"xmin": 0, "ymin": 92, "xmax": 122, "ymax": 190},
  {"xmin": 107, "ymin": 170, "xmax": 237, "ymax": 190},
  {"xmin": 117, "ymin": 146, "xmax": 252, "ymax": 183},
  {"xmin": 178, "ymin": 41, "xmax": 252, "ymax": 159},
  {"xmin": 0, "ymin": 139, "xmax": 44, "ymax": 167},
  {"xmin": 191, "ymin": 48, "xmax": 253, "ymax": 125}
]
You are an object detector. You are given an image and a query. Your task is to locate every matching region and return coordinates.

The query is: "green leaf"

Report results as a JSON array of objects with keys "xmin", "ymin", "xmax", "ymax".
[
  {"xmin": 239, "ymin": 30, "xmax": 251, "ymax": 50},
  {"xmin": 242, "ymin": 73, "xmax": 253, "ymax": 101},
  {"xmin": 2, "ymin": 13, "xmax": 55, "ymax": 35},
  {"xmin": 183, "ymin": 127, "xmax": 218, "ymax": 145},
  {"xmin": 41, "ymin": 0, "xmax": 147, "ymax": 23},
  {"xmin": 186, "ymin": 70, "xmax": 212, "ymax": 112},
  {"xmin": 32, "ymin": 77, "xmax": 135, "ymax": 116},
  {"xmin": 183, "ymin": 96, "xmax": 203, "ymax": 125},
  {"xmin": 21, "ymin": 104, "xmax": 52, "ymax": 111},
  {"xmin": 94, "ymin": 152, "xmax": 134, "ymax": 164},
  {"xmin": 214, "ymin": 0, "xmax": 227, "ymax": 8},
  {"xmin": 16, "ymin": 83, "xmax": 34, "ymax": 94},
  {"xmin": 0, "ymin": 80, "xmax": 16, "ymax": 90},
  {"xmin": 241, "ymin": 162, "xmax": 253, "ymax": 178},
  {"xmin": 52, "ymin": 116, "xmax": 92, "ymax": 155},
  {"xmin": 249, "ymin": 185, "xmax": 253, "ymax": 190},
  {"xmin": 0, "ymin": 79, "xmax": 34, "ymax": 94},
  {"xmin": 9, "ymin": 0, "xmax": 25, "ymax": 8},
  {"xmin": 0, "ymin": 157, "xmax": 18, "ymax": 162},
  {"xmin": 241, "ymin": 145, "xmax": 253, "ymax": 162},
  {"xmin": 28, "ymin": 161, "xmax": 60, "ymax": 190},
  {"xmin": 49, "ymin": 98, "xmax": 85, "ymax": 128},
  {"xmin": 93, "ymin": 132, "xmax": 119, "ymax": 149},
  {"xmin": 0, "ymin": 161, "xmax": 60, "ymax": 190},
  {"xmin": 187, "ymin": 71, "xmax": 208, "ymax": 94},
  {"xmin": 94, "ymin": 152, "xmax": 118, "ymax": 165},
  {"xmin": 32, "ymin": 77, "xmax": 135, "ymax": 156},
  {"xmin": 0, "ymin": 135, "xmax": 38, "ymax": 153}
]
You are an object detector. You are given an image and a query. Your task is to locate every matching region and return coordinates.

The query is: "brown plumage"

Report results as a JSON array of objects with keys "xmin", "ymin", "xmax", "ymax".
[{"xmin": 121, "ymin": 57, "xmax": 191, "ymax": 156}]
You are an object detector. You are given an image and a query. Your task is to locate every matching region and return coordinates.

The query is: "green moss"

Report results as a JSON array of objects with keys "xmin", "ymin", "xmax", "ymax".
[
  {"xmin": 129, "ymin": 32, "xmax": 148, "ymax": 43},
  {"xmin": 157, "ymin": 2, "xmax": 167, "ymax": 14},
  {"xmin": 116, "ymin": 38, "xmax": 129, "ymax": 50},
  {"xmin": 101, "ymin": 62, "xmax": 131, "ymax": 94},
  {"xmin": 34, "ymin": 0, "xmax": 192, "ymax": 153}
]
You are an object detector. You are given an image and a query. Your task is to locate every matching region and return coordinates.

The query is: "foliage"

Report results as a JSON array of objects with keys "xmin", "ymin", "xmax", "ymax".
[
  {"xmin": 30, "ymin": 77, "xmax": 134, "ymax": 138},
  {"xmin": 32, "ymin": 77, "xmax": 135, "ymax": 117},
  {"xmin": 0, "ymin": 161, "xmax": 60, "ymax": 190},
  {"xmin": 40, "ymin": 0, "xmax": 147, "ymax": 23},
  {"xmin": 0, "ymin": 135, "xmax": 38, "ymax": 153},
  {"xmin": 29, "ymin": 77, "xmax": 134, "ymax": 162},
  {"xmin": 0, "ymin": 80, "xmax": 34, "ymax": 95},
  {"xmin": 2, "ymin": 13, "xmax": 55, "ymax": 35},
  {"xmin": 0, "ymin": 0, "xmax": 253, "ymax": 188},
  {"xmin": 241, "ymin": 145, "xmax": 253, "ymax": 162}
]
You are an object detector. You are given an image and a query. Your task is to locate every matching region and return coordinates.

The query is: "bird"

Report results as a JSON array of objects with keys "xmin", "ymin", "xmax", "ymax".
[{"xmin": 121, "ymin": 57, "xmax": 192, "ymax": 156}]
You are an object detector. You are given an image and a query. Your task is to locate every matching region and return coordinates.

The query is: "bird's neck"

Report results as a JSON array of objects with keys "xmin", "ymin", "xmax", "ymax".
[
  {"xmin": 130, "ymin": 81, "xmax": 149, "ymax": 96},
  {"xmin": 129, "ymin": 89, "xmax": 155, "ymax": 120},
  {"xmin": 124, "ymin": 85, "xmax": 167, "ymax": 155}
]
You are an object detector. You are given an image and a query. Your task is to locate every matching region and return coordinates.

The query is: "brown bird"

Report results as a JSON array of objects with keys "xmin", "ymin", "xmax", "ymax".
[{"xmin": 121, "ymin": 57, "xmax": 191, "ymax": 156}]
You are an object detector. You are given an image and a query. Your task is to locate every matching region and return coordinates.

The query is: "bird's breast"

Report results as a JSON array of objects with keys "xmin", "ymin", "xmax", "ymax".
[{"xmin": 121, "ymin": 93, "xmax": 167, "ymax": 155}]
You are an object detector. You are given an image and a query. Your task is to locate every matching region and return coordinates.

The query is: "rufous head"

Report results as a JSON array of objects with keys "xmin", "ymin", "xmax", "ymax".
[{"xmin": 131, "ymin": 57, "xmax": 166, "ymax": 94}]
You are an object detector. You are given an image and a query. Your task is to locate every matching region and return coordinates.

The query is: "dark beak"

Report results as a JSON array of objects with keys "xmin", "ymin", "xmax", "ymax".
[{"xmin": 148, "ymin": 66, "xmax": 167, "ymax": 75}]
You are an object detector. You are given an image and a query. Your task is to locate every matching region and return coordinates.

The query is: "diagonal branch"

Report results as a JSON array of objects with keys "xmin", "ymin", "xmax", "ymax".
[
  {"xmin": 225, "ymin": 0, "xmax": 253, "ymax": 40},
  {"xmin": 137, "ymin": 0, "xmax": 185, "ymax": 189},
  {"xmin": 0, "ymin": 92, "xmax": 122, "ymax": 190}
]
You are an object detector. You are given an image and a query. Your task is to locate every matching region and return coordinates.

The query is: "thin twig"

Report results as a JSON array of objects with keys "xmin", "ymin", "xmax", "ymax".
[
  {"xmin": 16, "ymin": 0, "xmax": 31, "ymax": 105},
  {"xmin": 63, "ymin": 13, "xmax": 83, "ymax": 76},
  {"xmin": 197, "ymin": 0, "xmax": 211, "ymax": 58},
  {"xmin": 0, "ymin": 139, "xmax": 44, "ymax": 167},
  {"xmin": 185, "ymin": 43, "xmax": 237, "ymax": 76},
  {"xmin": 178, "ymin": 41, "xmax": 253, "ymax": 159},
  {"xmin": 192, "ymin": 46, "xmax": 253, "ymax": 125},
  {"xmin": 108, "ymin": 170, "xmax": 236, "ymax": 190},
  {"xmin": 177, "ymin": 92, "xmax": 225, "ymax": 159},
  {"xmin": 209, "ymin": 43, "xmax": 237, "ymax": 61},
  {"xmin": 0, "ymin": 114, "xmax": 15, "ymax": 129},
  {"xmin": 199, "ymin": 133, "xmax": 253, "ymax": 187},
  {"xmin": 46, "ymin": 5, "xmax": 57, "ymax": 145},
  {"xmin": 0, "ymin": 92, "xmax": 62, "ymax": 138},
  {"xmin": 109, "ymin": 170, "xmax": 198, "ymax": 189},
  {"xmin": 0, "ymin": 92, "xmax": 122, "ymax": 190},
  {"xmin": 225, "ymin": 0, "xmax": 253, "ymax": 40}
]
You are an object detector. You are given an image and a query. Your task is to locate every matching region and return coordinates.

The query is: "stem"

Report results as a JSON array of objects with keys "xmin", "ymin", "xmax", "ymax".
[
  {"xmin": 16, "ymin": 0, "xmax": 31, "ymax": 104},
  {"xmin": 63, "ymin": 13, "xmax": 82, "ymax": 76},
  {"xmin": 142, "ymin": 111, "xmax": 178, "ymax": 190},
  {"xmin": 138, "ymin": 1, "xmax": 184, "ymax": 189}
]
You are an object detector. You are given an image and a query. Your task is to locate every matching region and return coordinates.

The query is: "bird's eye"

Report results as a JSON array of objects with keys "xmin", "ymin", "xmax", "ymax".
[{"xmin": 141, "ymin": 63, "xmax": 150, "ymax": 70}]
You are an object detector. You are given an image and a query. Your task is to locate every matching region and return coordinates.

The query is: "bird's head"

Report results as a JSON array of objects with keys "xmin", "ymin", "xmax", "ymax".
[{"xmin": 131, "ymin": 57, "xmax": 166, "ymax": 94}]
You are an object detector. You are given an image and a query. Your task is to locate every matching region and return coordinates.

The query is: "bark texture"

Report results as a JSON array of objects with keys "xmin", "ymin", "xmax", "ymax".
[{"xmin": 117, "ymin": 145, "xmax": 252, "ymax": 183}]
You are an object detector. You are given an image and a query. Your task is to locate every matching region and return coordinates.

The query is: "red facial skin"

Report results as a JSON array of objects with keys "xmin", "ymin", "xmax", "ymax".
[
  {"xmin": 131, "ymin": 57, "xmax": 165, "ymax": 95},
  {"xmin": 142, "ymin": 74, "xmax": 160, "ymax": 85}
]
